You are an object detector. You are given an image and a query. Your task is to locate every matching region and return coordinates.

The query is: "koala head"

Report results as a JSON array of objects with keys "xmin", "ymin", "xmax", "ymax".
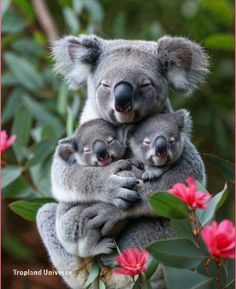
[
  {"xmin": 129, "ymin": 109, "xmax": 192, "ymax": 167},
  {"xmin": 57, "ymin": 119, "xmax": 126, "ymax": 166},
  {"xmin": 52, "ymin": 35, "xmax": 209, "ymax": 125}
]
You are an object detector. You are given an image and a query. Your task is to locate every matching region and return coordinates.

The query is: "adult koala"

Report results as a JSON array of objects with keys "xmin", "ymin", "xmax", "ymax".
[{"xmin": 37, "ymin": 35, "xmax": 209, "ymax": 289}]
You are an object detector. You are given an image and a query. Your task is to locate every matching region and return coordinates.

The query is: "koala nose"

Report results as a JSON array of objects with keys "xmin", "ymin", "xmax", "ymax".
[
  {"xmin": 155, "ymin": 136, "xmax": 168, "ymax": 157},
  {"xmin": 114, "ymin": 81, "xmax": 133, "ymax": 113},
  {"xmin": 94, "ymin": 141, "xmax": 109, "ymax": 161}
]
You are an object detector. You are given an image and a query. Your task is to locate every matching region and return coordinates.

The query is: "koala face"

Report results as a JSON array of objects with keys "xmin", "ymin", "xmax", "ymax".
[
  {"xmin": 91, "ymin": 49, "xmax": 167, "ymax": 124},
  {"xmin": 52, "ymin": 35, "xmax": 209, "ymax": 125},
  {"xmin": 129, "ymin": 109, "xmax": 192, "ymax": 167},
  {"xmin": 58, "ymin": 119, "xmax": 126, "ymax": 167}
]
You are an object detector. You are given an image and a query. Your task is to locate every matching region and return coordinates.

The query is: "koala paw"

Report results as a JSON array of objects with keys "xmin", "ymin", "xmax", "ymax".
[
  {"xmin": 128, "ymin": 159, "xmax": 144, "ymax": 170},
  {"xmin": 95, "ymin": 238, "xmax": 116, "ymax": 255},
  {"xmin": 112, "ymin": 159, "xmax": 132, "ymax": 174},
  {"xmin": 80, "ymin": 203, "xmax": 126, "ymax": 236},
  {"xmin": 142, "ymin": 168, "xmax": 163, "ymax": 182},
  {"xmin": 109, "ymin": 175, "xmax": 141, "ymax": 209}
]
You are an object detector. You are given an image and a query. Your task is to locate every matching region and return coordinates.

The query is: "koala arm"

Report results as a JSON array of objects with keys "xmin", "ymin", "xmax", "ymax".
[
  {"xmin": 83, "ymin": 139, "xmax": 205, "ymax": 238},
  {"xmin": 51, "ymin": 158, "xmax": 141, "ymax": 209}
]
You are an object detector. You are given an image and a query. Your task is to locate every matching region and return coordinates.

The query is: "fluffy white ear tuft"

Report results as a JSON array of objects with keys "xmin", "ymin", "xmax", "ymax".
[
  {"xmin": 174, "ymin": 109, "xmax": 192, "ymax": 137},
  {"xmin": 51, "ymin": 35, "xmax": 102, "ymax": 89},
  {"xmin": 157, "ymin": 35, "xmax": 210, "ymax": 96}
]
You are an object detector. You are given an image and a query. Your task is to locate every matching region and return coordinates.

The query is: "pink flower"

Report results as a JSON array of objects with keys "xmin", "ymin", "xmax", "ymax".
[
  {"xmin": 169, "ymin": 177, "xmax": 211, "ymax": 209},
  {"xmin": 0, "ymin": 130, "xmax": 16, "ymax": 153},
  {"xmin": 201, "ymin": 220, "xmax": 235, "ymax": 259},
  {"xmin": 113, "ymin": 248, "xmax": 149, "ymax": 276}
]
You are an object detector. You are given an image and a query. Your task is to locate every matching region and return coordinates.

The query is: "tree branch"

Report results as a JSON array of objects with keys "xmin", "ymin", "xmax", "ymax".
[{"xmin": 31, "ymin": 0, "xmax": 59, "ymax": 42}]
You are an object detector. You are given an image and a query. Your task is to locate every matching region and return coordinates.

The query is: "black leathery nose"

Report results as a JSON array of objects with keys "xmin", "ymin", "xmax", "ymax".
[
  {"xmin": 94, "ymin": 140, "xmax": 109, "ymax": 161},
  {"xmin": 114, "ymin": 81, "xmax": 133, "ymax": 112},
  {"xmin": 155, "ymin": 136, "xmax": 167, "ymax": 156}
]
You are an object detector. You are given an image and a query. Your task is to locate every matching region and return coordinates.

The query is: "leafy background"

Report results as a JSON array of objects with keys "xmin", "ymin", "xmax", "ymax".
[{"xmin": 2, "ymin": 0, "xmax": 234, "ymax": 288}]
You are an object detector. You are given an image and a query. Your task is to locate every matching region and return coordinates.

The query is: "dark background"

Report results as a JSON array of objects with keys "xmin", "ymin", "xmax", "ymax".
[{"xmin": 2, "ymin": 0, "xmax": 234, "ymax": 288}]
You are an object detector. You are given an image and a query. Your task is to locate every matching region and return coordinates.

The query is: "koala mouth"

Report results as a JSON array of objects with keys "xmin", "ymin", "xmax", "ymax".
[
  {"xmin": 114, "ymin": 110, "xmax": 136, "ymax": 123},
  {"xmin": 97, "ymin": 156, "xmax": 112, "ymax": 167},
  {"xmin": 152, "ymin": 155, "xmax": 168, "ymax": 167}
]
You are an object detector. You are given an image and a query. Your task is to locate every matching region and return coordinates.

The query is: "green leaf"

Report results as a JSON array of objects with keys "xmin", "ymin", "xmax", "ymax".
[
  {"xmin": 149, "ymin": 192, "xmax": 189, "ymax": 219},
  {"xmin": 200, "ymin": 0, "xmax": 233, "ymax": 25},
  {"xmin": 66, "ymin": 106, "xmax": 74, "ymax": 137},
  {"xmin": 4, "ymin": 52, "xmax": 44, "ymax": 91},
  {"xmin": 85, "ymin": 0, "xmax": 104, "ymax": 23},
  {"xmin": 196, "ymin": 181, "xmax": 208, "ymax": 193},
  {"xmin": 11, "ymin": 38, "xmax": 44, "ymax": 58},
  {"xmin": 63, "ymin": 7, "xmax": 80, "ymax": 33},
  {"xmin": 2, "ymin": 89, "xmax": 24, "ymax": 124},
  {"xmin": 2, "ymin": 0, "xmax": 11, "ymax": 17},
  {"xmin": 196, "ymin": 184, "xmax": 228, "ymax": 226},
  {"xmin": 12, "ymin": 106, "xmax": 32, "ymax": 160},
  {"xmin": 9, "ymin": 198, "xmax": 55, "ymax": 221},
  {"xmin": 57, "ymin": 83, "xmax": 69, "ymax": 115},
  {"xmin": 2, "ymin": 9, "xmax": 27, "ymax": 33},
  {"xmin": 99, "ymin": 280, "xmax": 106, "ymax": 289},
  {"xmin": 147, "ymin": 238, "xmax": 206, "ymax": 269},
  {"xmin": 202, "ymin": 153, "xmax": 234, "ymax": 182},
  {"xmin": 2, "ymin": 72, "xmax": 18, "ymax": 87},
  {"xmin": 23, "ymin": 95, "xmax": 63, "ymax": 138},
  {"xmin": 204, "ymin": 34, "xmax": 234, "ymax": 52},
  {"xmin": 2, "ymin": 233, "xmax": 34, "ymax": 261},
  {"xmin": 145, "ymin": 258, "xmax": 159, "ymax": 280},
  {"xmin": 171, "ymin": 219, "xmax": 194, "ymax": 241},
  {"xmin": 26, "ymin": 140, "xmax": 54, "ymax": 168},
  {"xmin": 140, "ymin": 274, "xmax": 152, "ymax": 289},
  {"xmin": 2, "ymin": 166, "xmax": 23, "ymax": 189},
  {"xmin": 84, "ymin": 261, "xmax": 100, "ymax": 288},
  {"xmin": 163, "ymin": 266, "xmax": 214, "ymax": 289},
  {"xmin": 2, "ymin": 177, "xmax": 34, "ymax": 199}
]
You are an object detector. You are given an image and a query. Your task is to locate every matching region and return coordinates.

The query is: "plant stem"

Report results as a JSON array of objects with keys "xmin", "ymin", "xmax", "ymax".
[{"xmin": 204, "ymin": 258, "xmax": 211, "ymax": 277}]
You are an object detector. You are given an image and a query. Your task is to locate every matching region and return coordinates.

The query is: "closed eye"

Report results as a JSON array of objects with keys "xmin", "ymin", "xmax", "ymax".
[
  {"xmin": 139, "ymin": 80, "xmax": 151, "ymax": 89},
  {"xmin": 107, "ymin": 137, "xmax": 114, "ymax": 145},
  {"xmin": 101, "ymin": 80, "xmax": 111, "ymax": 89},
  {"xmin": 169, "ymin": 137, "xmax": 176, "ymax": 145},
  {"xmin": 143, "ymin": 138, "xmax": 151, "ymax": 145},
  {"xmin": 84, "ymin": 147, "xmax": 91, "ymax": 154}
]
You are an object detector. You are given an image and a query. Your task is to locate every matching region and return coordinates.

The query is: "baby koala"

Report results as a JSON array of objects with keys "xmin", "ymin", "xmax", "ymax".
[
  {"xmin": 53, "ymin": 119, "xmax": 133, "ymax": 258},
  {"xmin": 58, "ymin": 118, "xmax": 126, "ymax": 167},
  {"xmin": 129, "ymin": 109, "xmax": 192, "ymax": 182}
]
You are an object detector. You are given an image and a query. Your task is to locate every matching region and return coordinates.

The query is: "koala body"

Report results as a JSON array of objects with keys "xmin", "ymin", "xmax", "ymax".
[
  {"xmin": 37, "ymin": 34, "xmax": 209, "ymax": 289},
  {"xmin": 129, "ymin": 109, "xmax": 194, "ymax": 182},
  {"xmin": 52, "ymin": 119, "xmax": 135, "ymax": 258},
  {"xmin": 51, "ymin": 118, "xmax": 140, "ymax": 209}
]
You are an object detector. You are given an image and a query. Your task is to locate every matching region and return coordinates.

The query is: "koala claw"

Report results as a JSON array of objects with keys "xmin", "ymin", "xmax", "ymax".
[
  {"xmin": 142, "ymin": 170, "xmax": 162, "ymax": 182},
  {"xmin": 128, "ymin": 159, "xmax": 144, "ymax": 170},
  {"xmin": 96, "ymin": 238, "xmax": 116, "ymax": 255}
]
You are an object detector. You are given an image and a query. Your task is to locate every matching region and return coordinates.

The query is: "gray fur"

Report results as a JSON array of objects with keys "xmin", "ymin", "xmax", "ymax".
[
  {"xmin": 51, "ymin": 119, "xmax": 140, "ymax": 208},
  {"xmin": 55, "ymin": 202, "xmax": 117, "ymax": 258},
  {"xmin": 129, "ymin": 109, "xmax": 193, "ymax": 181},
  {"xmin": 52, "ymin": 34, "xmax": 209, "ymax": 125},
  {"xmin": 36, "ymin": 34, "xmax": 209, "ymax": 289}
]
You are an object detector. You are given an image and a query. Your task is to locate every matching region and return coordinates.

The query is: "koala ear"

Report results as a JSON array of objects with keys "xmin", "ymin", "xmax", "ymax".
[
  {"xmin": 157, "ymin": 36, "xmax": 209, "ymax": 96},
  {"xmin": 52, "ymin": 35, "xmax": 102, "ymax": 89},
  {"xmin": 174, "ymin": 109, "xmax": 192, "ymax": 137},
  {"xmin": 57, "ymin": 138, "xmax": 77, "ymax": 163},
  {"xmin": 119, "ymin": 125, "xmax": 136, "ymax": 147}
]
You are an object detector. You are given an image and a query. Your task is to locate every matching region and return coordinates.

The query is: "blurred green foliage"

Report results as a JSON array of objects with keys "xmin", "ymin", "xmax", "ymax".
[{"xmin": 2, "ymin": 0, "xmax": 234, "ymax": 261}]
